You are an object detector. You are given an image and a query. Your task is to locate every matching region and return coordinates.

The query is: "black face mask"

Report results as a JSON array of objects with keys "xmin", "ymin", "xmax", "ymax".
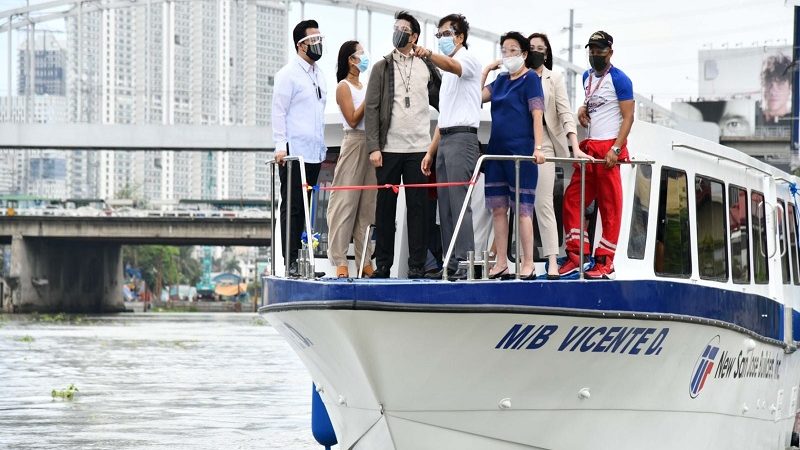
[
  {"xmin": 306, "ymin": 44, "xmax": 323, "ymax": 62},
  {"xmin": 393, "ymin": 30, "xmax": 410, "ymax": 49},
  {"xmin": 590, "ymin": 55, "xmax": 608, "ymax": 72},
  {"xmin": 529, "ymin": 51, "xmax": 546, "ymax": 69}
]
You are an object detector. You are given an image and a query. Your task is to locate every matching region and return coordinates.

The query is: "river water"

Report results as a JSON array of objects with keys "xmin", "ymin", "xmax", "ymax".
[{"xmin": 0, "ymin": 313, "xmax": 327, "ymax": 449}]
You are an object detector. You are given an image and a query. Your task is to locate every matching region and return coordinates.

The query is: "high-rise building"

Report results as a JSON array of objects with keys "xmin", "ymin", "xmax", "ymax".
[
  {"xmin": 64, "ymin": 0, "xmax": 287, "ymax": 202},
  {"xmin": 18, "ymin": 32, "xmax": 67, "ymax": 97}
]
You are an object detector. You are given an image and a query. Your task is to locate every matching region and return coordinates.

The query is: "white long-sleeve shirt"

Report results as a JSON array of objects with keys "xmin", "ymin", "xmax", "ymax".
[{"xmin": 271, "ymin": 55, "xmax": 327, "ymax": 163}]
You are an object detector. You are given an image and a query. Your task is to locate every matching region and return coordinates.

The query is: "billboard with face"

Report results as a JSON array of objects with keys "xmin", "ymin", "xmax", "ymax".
[{"xmin": 698, "ymin": 46, "xmax": 793, "ymax": 139}]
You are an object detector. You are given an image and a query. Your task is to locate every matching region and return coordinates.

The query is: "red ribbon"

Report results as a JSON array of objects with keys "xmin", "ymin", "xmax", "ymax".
[{"xmin": 305, "ymin": 180, "xmax": 475, "ymax": 194}]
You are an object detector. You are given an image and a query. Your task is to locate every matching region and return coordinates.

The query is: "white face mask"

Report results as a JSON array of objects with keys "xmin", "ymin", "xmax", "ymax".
[{"xmin": 502, "ymin": 55, "xmax": 525, "ymax": 74}]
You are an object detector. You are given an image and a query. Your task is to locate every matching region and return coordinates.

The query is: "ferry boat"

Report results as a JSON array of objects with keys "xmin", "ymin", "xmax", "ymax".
[{"xmin": 261, "ymin": 117, "xmax": 800, "ymax": 449}]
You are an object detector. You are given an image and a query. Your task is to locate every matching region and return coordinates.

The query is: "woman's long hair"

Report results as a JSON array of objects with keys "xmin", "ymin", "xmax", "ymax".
[
  {"xmin": 336, "ymin": 40, "xmax": 360, "ymax": 82},
  {"xmin": 527, "ymin": 33, "xmax": 553, "ymax": 71}
]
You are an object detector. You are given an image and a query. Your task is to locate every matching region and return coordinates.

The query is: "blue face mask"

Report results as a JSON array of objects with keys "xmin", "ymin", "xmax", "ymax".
[
  {"xmin": 356, "ymin": 54, "xmax": 369, "ymax": 73},
  {"xmin": 438, "ymin": 36, "xmax": 456, "ymax": 56}
]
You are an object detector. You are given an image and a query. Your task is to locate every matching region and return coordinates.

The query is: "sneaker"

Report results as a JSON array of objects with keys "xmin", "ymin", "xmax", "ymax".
[
  {"xmin": 557, "ymin": 253, "xmax": 581, "ymax": 277},
  {"xmin": 584, "ymin": 256, "xmax": 616, "ymax": 280},
  {"xmin": 336, "ymin": 265, "xmax": 349, "ymax": 278},
  {"xmin": 557, "ymin": 254, "xmax": 594, "ymax": 278}
]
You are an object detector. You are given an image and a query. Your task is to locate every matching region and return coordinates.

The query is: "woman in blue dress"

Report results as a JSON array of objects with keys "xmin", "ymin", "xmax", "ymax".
[{"xmin": 481, "ymin": 31, "xmax": 546, "ymax": 280}]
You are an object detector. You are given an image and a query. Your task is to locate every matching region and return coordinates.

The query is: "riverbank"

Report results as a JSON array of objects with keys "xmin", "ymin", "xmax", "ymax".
[{"xmin": 124, "ymin": 299, "xmax": 261, "ymax": 313}]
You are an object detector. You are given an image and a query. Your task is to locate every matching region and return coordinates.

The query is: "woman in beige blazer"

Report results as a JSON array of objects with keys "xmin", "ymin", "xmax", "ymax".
[{"xmin": 528, "ymin": 33, "xmax": 592, "ymax": 279}]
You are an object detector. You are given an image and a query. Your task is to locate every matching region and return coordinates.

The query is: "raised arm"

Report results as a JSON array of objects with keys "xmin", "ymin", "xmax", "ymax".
[{"xmin": 481, "ymin": 60, "xmax": 501, "ymax": 103}]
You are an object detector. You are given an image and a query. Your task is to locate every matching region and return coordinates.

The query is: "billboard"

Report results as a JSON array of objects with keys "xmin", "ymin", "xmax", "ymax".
[{"xmin": 698, "ymin": 46, "xmax": 793, "ymax": 139}]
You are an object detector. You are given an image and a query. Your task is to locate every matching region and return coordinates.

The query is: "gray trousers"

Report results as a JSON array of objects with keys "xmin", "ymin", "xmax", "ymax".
[{"xmin": 436, "ymin": 132, "xmax": 479, "ymax": 270}]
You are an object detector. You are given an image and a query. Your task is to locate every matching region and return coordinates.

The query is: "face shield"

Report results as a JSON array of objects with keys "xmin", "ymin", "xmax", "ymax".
[{"xmin": 298, "ymin": 33, "xmax": 324, "ymax": 61}]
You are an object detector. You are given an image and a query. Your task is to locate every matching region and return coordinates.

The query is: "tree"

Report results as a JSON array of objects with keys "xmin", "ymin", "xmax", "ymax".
[
  {"xmin": 122, "ymin": 245, "xmax": 199, "ymax": 291},
  {"xmin": 223, "ymin": 258, "xmax": 241, "ymax": 274}
]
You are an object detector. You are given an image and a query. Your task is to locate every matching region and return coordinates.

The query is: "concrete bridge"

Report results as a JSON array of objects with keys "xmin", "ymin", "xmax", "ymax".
[{"xmin": 0, "ymin": 216, "xmax": 270, "ymax": 314}]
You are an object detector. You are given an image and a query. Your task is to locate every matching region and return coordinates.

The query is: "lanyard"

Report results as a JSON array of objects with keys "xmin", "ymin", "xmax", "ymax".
[
  {"xmin": 584, "ymin": 65, "xmax": 611, "ymax": 106},
  {"xmin": 393, "ymin": 53, "xmax": 414, "ymax": 107},
  {"xmin": 298, "ymin": 62, "xmax": 322, "ymax": 100}
]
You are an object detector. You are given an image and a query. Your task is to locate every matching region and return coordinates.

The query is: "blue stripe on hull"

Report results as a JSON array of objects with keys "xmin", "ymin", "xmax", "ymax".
[
  {"xmin": 266, "ymin": 278, "xmax": 786, "ymax": 341},
  {"xmin": 794, "ymin": 309, "xmax": 800, "ymax": 342}
]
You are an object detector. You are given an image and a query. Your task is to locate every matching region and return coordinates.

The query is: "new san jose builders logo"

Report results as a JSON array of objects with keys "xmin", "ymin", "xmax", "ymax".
[{"xmin": 690, "ymin": 336, "xmax": 720, "ymax": 398}]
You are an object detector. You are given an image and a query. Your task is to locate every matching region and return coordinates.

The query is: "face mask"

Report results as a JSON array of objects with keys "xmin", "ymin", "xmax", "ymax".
[
  {"xmin": 299, "ymin": 34, "xmax": 324, "ymax": 62},
  {"xmin": 589, "ymin": 55, "xmax": 608, "ymax": 72},
  {"xmin": 355, "ymin": 54, "xmax": 369, "ymax": 73},
  {"xmin": 306, "ymin": 43, "xmax": 323, "ymax": 62},
  {"xmin": 393, "ymin": 29, "xmax": 410, "ymax": 49},
  {"xmin": 529, "ymin": 51, "xmax": 546, "ymax": 69},
  {"xmin": 503, "ymin": 55, "xmax": 525, "ymax": 74},
  {"xmin": 438, "ymin": 36, "xmax": 456, "ymax": 56}
]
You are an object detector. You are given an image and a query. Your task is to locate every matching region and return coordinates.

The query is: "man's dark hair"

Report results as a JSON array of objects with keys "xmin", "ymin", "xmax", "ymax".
[
  {"xmin": 293, "ymin": 19, "xmax": 319, "ymax": 48},
  {"xmin": 527, "ymin": 32, "xmax": 553, "ymax": 70},
  {"xmin": 500, "ymin": 31, "xmax": 533, "ymax": 67},
  {"xmin": 762, "ymin": 53, "xmax": 792, "ymax": 85},
  {"xmin": 395, "ymin": 10, "xmax": 420, "ymax": 36},
  {"xmin": 438, "ymin": 14, "xmax": 470, "ymax": 49}
]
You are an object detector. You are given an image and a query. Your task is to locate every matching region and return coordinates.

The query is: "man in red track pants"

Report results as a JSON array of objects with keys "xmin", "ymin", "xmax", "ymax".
[{"xmin": 559, "ymin": 31, "xmax": 634, "ymax": 280}]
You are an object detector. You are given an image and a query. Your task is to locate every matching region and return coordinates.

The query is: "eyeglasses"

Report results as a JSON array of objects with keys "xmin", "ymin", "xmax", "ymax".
[
  {"xmin": 434, "ymin": 29, "xmax": 456, "ymax": 39},
  {"xmin": 393, "ymin": 25, "xmax": 412, "ymax": 34},
  {"xmin": 500, "ymin": 47, "xmax": 522, "ymax": 57}
]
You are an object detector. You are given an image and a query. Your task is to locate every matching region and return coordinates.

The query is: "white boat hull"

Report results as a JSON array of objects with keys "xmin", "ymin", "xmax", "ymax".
[{"xmin": 266, "ymin": 306, "xmax": 800, "ymax": 449}]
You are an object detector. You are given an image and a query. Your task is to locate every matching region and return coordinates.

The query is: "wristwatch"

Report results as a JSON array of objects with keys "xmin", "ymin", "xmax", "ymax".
[
  {"xmin": 535, "ymin": 145, "xmax": 543, "ymax": 151},
  {"xmin": 611, "ymin": 146, "xmax": 621, "ymax": 156}
]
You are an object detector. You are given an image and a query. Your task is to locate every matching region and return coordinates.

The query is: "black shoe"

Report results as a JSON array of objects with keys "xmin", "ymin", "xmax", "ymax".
[
  {"xmin": 407, "ymin": 266, "xmax": 426, "ymax": 279},
  {"xmin": 447, "ymin": 268, "xmax": 468, "ymax": 281},
  {"xmin": 488, "ymin": 267, "xmax": 509, "ymax": 280},
  {"xmin": 546, "ymin": 273, "xmax": 561, "ymax": 280},
  {"xmin": 519, "ymin": 272, "xmax": 536, "ymax": 281},
  {"xmin": 313, "ymin": 271, "xmax": 326, "ymax": 278},
  {"xmin": 370, "ymin": 266, "xmax": 391, "ymax": 279},
  {"xmin": 424, "ymin": 269, "xmax": 444, "ymax": 279}
]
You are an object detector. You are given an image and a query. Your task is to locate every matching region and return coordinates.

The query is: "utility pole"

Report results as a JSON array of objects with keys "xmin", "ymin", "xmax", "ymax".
[
  {"xmin": 561, "ymin": 9, "xmax": 581, "ymax": 108},
  {"xmin": 792, "ymin": 5, "xmax": 799, "ymax": 156}
]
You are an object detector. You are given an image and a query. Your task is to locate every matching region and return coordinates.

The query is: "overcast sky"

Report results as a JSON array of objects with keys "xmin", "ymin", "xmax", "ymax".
[
  {"xmin": 0, "ymin": 0, "xmax": 794, "ymax": 108},
  {"xmin": 289, "ymin": 0, "xmax": 795, "ymax": 108}
]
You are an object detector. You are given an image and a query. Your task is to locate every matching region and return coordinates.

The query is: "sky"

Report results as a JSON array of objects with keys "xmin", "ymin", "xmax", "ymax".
[{"xmin": 0, "ymin": 0, "xmax": 795, "ymax": 109}]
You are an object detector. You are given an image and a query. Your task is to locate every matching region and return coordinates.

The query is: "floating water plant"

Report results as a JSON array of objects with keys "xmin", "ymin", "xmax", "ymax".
[{"xmin": 51, "ymin": 384, "xmax": 79, "ymax": 400}]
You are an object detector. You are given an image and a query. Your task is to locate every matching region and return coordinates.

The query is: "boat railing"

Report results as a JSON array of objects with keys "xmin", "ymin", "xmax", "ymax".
[
  {"xmin": 268, "ymin": 156, "xmax": 316, "ymax": 278},
  {"xmin": 442, "ymin": 155, "xmax": 655, "ymax": 281}
]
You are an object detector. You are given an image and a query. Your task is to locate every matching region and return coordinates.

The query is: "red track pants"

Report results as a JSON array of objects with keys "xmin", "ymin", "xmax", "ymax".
[{"xmin": 562, "ymin": 138, "xmax": 628, "ymax": 261}]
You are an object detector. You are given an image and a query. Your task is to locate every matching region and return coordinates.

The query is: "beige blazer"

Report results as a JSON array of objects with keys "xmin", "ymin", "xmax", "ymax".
[{"xmin": 540, "ymin": 67, "xmax": 577, "ymax": 158}]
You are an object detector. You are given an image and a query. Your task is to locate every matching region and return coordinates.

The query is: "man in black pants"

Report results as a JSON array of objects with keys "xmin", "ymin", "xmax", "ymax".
[
  {"xmin": 365, "ymin": 10, "xmax": 441, "ymax": 278},
  {"xmin": 271, "ymin": 19, "xmax": 328, "ymax": 277}
]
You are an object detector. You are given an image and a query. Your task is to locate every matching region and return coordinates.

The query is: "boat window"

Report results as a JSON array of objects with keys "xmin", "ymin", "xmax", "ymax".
[
  {"xmin": 778, "ymin": 199, "xmax": 790, "ymax": 284},
  {"xmin": 751, "ymin": 191, "xmax": 770, "ymax": 284},
  {"xmin": 655, "ymin": 168, "xmax": 691, "ymax": 277},
  {"xmin": 695, "ymin": 176, "xmax": 728, "ymax": 281},
  {"xmin": 729, "ymin": 186, "xmax": 750, "ymax": 284},
  {"xmin": 789, "ymin": 203, "xmax": 800, "ymax": 286},
  {"xmin": 627, "ymin": 165, "xmax": 651, "ymax": 260}
]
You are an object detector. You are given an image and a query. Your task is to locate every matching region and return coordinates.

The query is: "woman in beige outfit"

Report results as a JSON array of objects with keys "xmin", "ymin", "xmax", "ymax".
[
  {"xmin": 326, "ymin": 40, "xmax": 377, "ymax": 277},
  {"xmin": 528, "ymin": 33, "xmax": 592, "ymax": 279}
]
